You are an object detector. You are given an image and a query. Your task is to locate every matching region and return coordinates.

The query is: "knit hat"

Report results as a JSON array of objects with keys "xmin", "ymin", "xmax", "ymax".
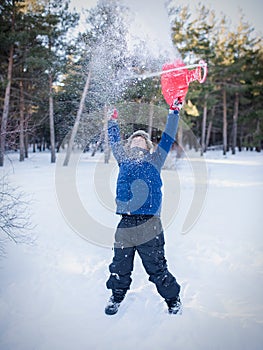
[{"xmin": 127, "ymin": 130, "xmax": 153, "ymax": 151}]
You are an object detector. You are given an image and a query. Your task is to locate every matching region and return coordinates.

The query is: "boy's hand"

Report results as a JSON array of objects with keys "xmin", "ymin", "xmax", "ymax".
[
  {"xmin": 169, "ymin": 97, "xmax": 183, "ymax": 112},
  {"xmin": 108, "ymin": 108, "xmax": 118, "ymax": 120}
]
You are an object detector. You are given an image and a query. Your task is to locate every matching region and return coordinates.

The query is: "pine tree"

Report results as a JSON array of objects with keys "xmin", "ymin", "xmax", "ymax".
[
  {"xmin": 0, "ymin": 0, "xmax": 16, "ymax": 166},
  {"xmin": 39, "ymin": 0, "xmax": 79, "ymax": 163},
  {"xmin": 62, "ymin": 0, "xmax": 133, "ymax": 165},
  {"xmin": 0, "ymin": 0, "xmax": 79, "ymax": 164},
  {"xmin": 169, "ymin": 4, "xmax": 217, "ymax": 154}
]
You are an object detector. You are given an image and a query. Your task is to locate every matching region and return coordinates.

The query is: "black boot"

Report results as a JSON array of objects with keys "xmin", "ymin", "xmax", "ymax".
[
  {"xmin": 165, "ymin": 296, "xmax": 182, "ymax": 315},
  {"xmin": 105, "ymin": 289, "xmax": 127, "ymax": 315}
]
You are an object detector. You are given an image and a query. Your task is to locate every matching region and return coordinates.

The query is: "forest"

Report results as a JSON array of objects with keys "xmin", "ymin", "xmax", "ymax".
[{"xmin": 0, "ymin": 0, "xmax": 262, "ymax": 166}]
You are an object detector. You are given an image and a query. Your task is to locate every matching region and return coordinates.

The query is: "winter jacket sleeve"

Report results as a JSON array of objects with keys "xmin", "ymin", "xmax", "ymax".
[
  {"xmin": 153, "ymin": 110, "xmax": 180, "ymax": 169},
  {"xmin": 108, "ymin": 119, "xmax": 126, "ymax": 164}
]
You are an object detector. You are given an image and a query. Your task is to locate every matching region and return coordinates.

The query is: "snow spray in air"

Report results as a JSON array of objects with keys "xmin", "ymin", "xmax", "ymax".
[{"xmin": 55, "ymin": 1, "xmax": 209, "ymax": 245}]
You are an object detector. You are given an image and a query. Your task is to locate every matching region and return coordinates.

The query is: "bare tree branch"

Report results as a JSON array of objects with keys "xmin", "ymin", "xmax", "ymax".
[{"xmin": 0, "ymin": 173, "xmax": 35, "ymax": 255}]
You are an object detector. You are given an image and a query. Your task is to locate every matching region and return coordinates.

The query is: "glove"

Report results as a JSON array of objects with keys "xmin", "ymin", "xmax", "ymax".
[
  {"xmin": 107, "ymin": 107, "xmax": 118, "ymax": 120},
  {"xmin": 169, "ymin": 97, "xmax": 183, "ymax": 112}
]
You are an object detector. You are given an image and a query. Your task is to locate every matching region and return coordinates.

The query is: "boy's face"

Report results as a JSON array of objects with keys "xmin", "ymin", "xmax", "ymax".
[{"xmin": 130, "ymin": 136, "xmax": 148, "ymax": 150}]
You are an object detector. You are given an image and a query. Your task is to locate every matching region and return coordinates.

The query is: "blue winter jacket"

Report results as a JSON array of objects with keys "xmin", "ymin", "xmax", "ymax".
[{"xmin": 108, "ymin": 111, "xmax": 180, "ymax": 216}]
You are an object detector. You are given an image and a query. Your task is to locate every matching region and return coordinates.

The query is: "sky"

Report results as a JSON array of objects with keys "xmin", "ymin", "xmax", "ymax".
[
  {"xmin": 68, "ymin": 0, "xmax": 262, "ymax": 64},
  {"xmin": 191, "ymin": 0, "xmax": 262, "ymax": 34},
  {"xmin": 70, "ymin": 0, "xmax": 263, "ymax": 37}
]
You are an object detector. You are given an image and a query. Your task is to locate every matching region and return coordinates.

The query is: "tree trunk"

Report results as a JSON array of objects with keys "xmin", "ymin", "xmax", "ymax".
[
  {"xmin": 24, "ymin": 105, "xmax": 31, "ymax": 158},
  {"xmin": 201, "ymin": 93, "xmax": 208, "ymax": 156},
  {"xmin": 222, "ymin": 88, "xmax": 227, "ymax": 155},
  {"xmin": 104, "ymin": 105, "xmax": 110, "ymax": 164},
  {"xmin": 19, "ymin": 80, "xmax": 25, "ymax": 162},
  {"xmin": 0, "ymin": 44, "xmax": 14, "ymax": 166},
  {"xmin": 24, "ymin": 130, "xmax": 28, "ymax": 158},
  {"xmin": 255, "ymin": 119, "xmax": 261, "ymax": 152},
  {"xmin": 206, "ymin": 121, "xmax": 212, "ymax": 149},
  {"xmin": 63, "ymin": 70, "xmax": 91, "ymax": 166},
  {"xmin": 148, "ymin": 102, "xmax": 154, "ymax": 139},
  {"xmin": 205, "ymin": 105, "xmax": 215, "ymax": 149},
  {"xmin": 91, "ymin": 129, "xmax": 103, "ymax": 157},
  {"xmin": 239, "ymin": 124, "xmax": 244, "ymax": 151},
  {"xmin": 49, "ymin": 74, "xmax": 56, "ymax": 163},
  {"xmin": 176, "ymin": 122, "xmax": 183, "ymax": 158},
  {"xmin": 232, "ymin": 92, "xmax": 239, "ymax": 155}
]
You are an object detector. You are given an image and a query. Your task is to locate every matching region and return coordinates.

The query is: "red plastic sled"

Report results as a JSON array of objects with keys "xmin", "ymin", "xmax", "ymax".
[{"xmin": 161, "ymin": 59, "xmax": 208, "ymax": 105}]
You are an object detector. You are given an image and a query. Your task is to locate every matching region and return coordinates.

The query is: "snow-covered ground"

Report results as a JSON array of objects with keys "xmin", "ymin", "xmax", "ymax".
[{"xmin": 0, "ymin": 148, "xmax": 263, "ymax": 350}]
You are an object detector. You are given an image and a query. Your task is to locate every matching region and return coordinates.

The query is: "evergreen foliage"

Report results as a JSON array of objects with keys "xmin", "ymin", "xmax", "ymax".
[{"xmin": 0, "ymin": 0, "xmax": 262, "ymax": 164}]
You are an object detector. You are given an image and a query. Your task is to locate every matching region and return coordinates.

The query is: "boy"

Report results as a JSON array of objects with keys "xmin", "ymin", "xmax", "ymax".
[{"xmin": 105, "ymin": 98, "xmax": 182, "ymax": 315}]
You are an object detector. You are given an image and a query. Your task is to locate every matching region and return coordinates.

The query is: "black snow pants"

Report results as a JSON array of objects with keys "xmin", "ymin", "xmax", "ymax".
[{"xmin": 106, "ymin": 214, "xmax": 180, "ymax": 300}]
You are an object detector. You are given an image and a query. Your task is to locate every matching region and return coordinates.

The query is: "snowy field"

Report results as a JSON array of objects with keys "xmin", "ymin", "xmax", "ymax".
[{"xmin": 0, "ymin": 148, "xmax": 263, "ymax": 350}]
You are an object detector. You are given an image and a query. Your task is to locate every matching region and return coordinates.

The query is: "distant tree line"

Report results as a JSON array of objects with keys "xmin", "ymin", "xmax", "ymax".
[{"xmin": 0, "ymin": 0, "xmax": 262, "ymax": 166}]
